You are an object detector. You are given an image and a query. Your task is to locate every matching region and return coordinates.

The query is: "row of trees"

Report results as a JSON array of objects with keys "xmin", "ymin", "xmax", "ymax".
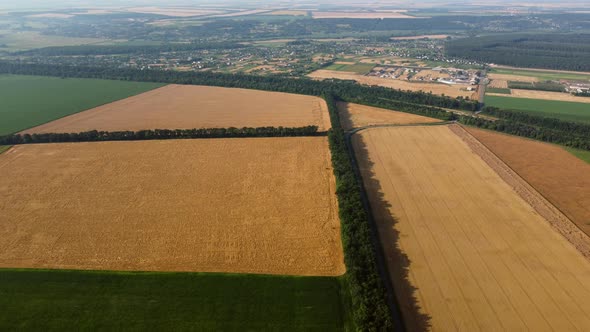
[
  {"xmin": 324, "ymin": 94, "xmax": 394, "ymax": 331},
  {"xmin": 0, "ymin": 126, "xmax": 320, "ymax": 145},
  {"xmin": 0, "ymin": 62, "xmax": 479, "ymax": 111},
  {"xmin": 12, "ymin": 42, "xmax": 247, "ymax": 56},
  {"xmin": 446, "ymin": 33, "xmax": 590, "ymax": 71}
]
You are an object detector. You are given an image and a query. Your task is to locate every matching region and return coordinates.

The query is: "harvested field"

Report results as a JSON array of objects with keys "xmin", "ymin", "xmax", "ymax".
[
  {"xmin": 353, "ymin": 125, "xmax": 590, "ymax": 331},
  {"xmin": 488, "ymin": 79, "xmax": 508, "ymax": 89},
  {"xmin": 125, "ymin": 7, "xmax": 222, "ymax": 17},
  {"xmin": 488, "ymin": 73, "xmax": 539, "ymax": 83},
  {"xmin": 269, "ymin": 10, "xmax": 308, "ymax": 16},
  {"xmin": 312, "ymin": 11, "xmax": 418, "ymax": 19},
  {"xmin": 308, "ymin": 70, "xmax": 474, "ymax": 99},
  {"xmin": 490, "ymin": 89, "xmax": 590, "ymax": 103},
  {"xmin": 24, "ymin": 84, "xmax": 331, "ymax": 134},
  {"xmin": 0, "ymin": 138, "xmax": 344, "ymax": 276},
  {"xmin": 390, "ymin": 34, "xmax": 449, "ymax": 40},
  {"xmin": 465, "ymin": 127, "xmax": 590, "ymax": 237},
  {"xmin": 337, "ymin": 102, "xmax": 439, "ymax": 130}
]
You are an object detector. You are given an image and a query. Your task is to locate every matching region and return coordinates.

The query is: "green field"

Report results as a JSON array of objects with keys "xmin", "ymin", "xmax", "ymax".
[
  {"xmin": 491, "ymin": 68, "xmax": 590, "ymax": 82},
  {"xmin": 0, "ymin": 269, "xmax": 350, "ymax": 331},
  {"xmin": 325, "ymin": 63, "xmax": 375, "ymax": 74},
  {"xmin": 0, "ymin": 145, "xmax": 10, "ymax": 154},
  {"xmin": 486, "ymin": 87, "xmax": 511, "ymax": 94},
  {"xmin": 566, "ymin": 147, "xmax": 590, "ymax": 164},
  {"xmin": 0, "ymin": 75, "xmax": 164, "ymax": 135},
  {"xmin": 484, "ymin": 95, "xmax": 590, "ymax": 123}
]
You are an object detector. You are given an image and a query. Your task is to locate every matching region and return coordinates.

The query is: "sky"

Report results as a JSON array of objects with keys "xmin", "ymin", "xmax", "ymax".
[{"xmin": 0, "ymin": 0, "xmax": 587, "ymax": 10}]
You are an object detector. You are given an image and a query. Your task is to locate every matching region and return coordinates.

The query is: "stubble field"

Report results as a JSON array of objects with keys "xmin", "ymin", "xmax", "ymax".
[
  {"xmin": 0, "ymin": 138, "xmax": 344, "ymax": 276},
  {"xmin": 336, "ymin": 102, "xmax": 439, "ymax": 130},
  {"xmin": 488, "ymin": 89, "xmax": 590, "ymax": 103},
  {"xmin": 353, "ymin": 125, "xmax": 590, "ymax": 331},
  {"xmin": 24, "ymin": 84, "xmax": 331, "ymax": 134},
  {"xmin": 465, "ymin": 127, "xmax": 590, "ymax": 237}
]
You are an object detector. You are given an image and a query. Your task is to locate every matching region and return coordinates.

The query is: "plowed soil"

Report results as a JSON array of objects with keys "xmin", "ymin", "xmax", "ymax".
[
  {"xmin": 336, "ymin": 102, "xmax": 439, "ymax": 130},
  {"xmin": 465, "ymin": 127, "xmax": 590, "ymax": 237},
  {"xmin": 353, "ymin": 125, "xmax": 590, "ymax": 331},
  {"xmin": 0, "ymin": 138, "xmax": 344, "ymax": 276},
  {"xmin": 24, "ymin": 84, "xmax": 331, "ymax": 134}
]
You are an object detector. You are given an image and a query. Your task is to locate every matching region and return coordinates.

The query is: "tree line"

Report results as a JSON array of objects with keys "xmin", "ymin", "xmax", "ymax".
[
  {"xmin": 0, "ymin": 62, "xmax": 478, "ymax": 111},
  {"xmin": 324, "ymin": 94, "xmax": 394, "ymax": 331},
  {"xmin": 446, "ymin": 33, "xmax": 590, "ymax": 71},
  {"xmin": 0, "ymin": 126, "xmax": 320, "ymax": 145},
  {"xmin": 12, "ymin": 42, "xmax": 247, "ymax": 56}
]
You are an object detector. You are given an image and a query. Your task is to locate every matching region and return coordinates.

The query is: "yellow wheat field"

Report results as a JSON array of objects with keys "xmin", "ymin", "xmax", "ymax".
[
  {"xmin": 353, "ymin": 125, "xmax": 590, "ymax": 331},
  {"xmin": 24, "ymin": 84, "xmax": 331, "ymax": 134},
  {"xmin": 0, "ymin": 138, "xmax": 344, "ymax": 276}
]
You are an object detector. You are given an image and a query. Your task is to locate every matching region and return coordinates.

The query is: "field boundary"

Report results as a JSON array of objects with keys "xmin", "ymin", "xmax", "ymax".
[
  {"xmin": 452, "ymin": 125, "xmax": 590, "ymax": 260},
  {"xmin": 0, "ymin": 126, "xmax": 323, "ymax": 145}
]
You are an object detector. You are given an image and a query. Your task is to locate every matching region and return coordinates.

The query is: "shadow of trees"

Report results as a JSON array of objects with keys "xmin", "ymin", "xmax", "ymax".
[{"xmin": 351, "ymin": 132, "xmax": 432, "ymax": 332}]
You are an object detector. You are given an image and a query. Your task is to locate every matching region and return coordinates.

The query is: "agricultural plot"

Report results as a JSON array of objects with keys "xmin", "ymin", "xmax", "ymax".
[
  {"xmin": 490, "ymin": 68, "xmax": 590, "ymax": 82},
  {"xmin": 484, "ymin": 95, "xmax": 590, "ymax": 123},
  {"xmin": 0, "ymin": 75, "xmax": 163, "ymax": 136},
  {"xmin": 353, "ymin": 125, "xmax": 590, "ymax": 331},
  {"xmin": 324, "ymin": 63, "xmax": 376, "ymax": 75},
  {"xmin": 0, "ymin": 138, "xmax": 344, "ymax": 276},
  {"xmin": 336, "ymin": 102, "xmax": 439, "ymax": 130},
  {"xmin": 0, "ymin": 269, "xmax": 349, "ymax": 331},
  {"xmin": 24, "ymin": 84, "xmax": 331, "ymax": 134},
  {"xmin": 465, "ymin": 127, "xmax": 590, "ymax": 237},
  {"xmin": 308, "ymin": 70, "xmax": 475, "ymax": 99}
]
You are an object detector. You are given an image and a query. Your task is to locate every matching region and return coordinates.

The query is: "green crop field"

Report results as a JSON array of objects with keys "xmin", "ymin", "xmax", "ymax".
[
  {"xmin": 325, "ymin": 63, "xmax": 375, "ymax": 74},
  {"xmin": 491, "ymin": 68, "xmax": 590, "ymax": 82},
  {"xmin": 0, "ymin": 75, "xmax": 164, "ymax": 135},
  {"xmin": 0, "ymin": 269, "xmax": 351, "ymax": 331},
  {"xmin": 566, "ymin": 147, "xmax": 590, "ymax": 164},
  {"xmin": 486, "ymin": 87, "xmax": 511, "ymax": 94},
  {"xmin": 484, "ymin": 95, "xmax": 590, "ymax": 123}
]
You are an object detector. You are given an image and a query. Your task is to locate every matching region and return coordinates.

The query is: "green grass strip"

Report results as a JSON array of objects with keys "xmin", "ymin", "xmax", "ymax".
[{"xmin": 484, "ymin": 95, "xmax": 590, "ymax": 124}]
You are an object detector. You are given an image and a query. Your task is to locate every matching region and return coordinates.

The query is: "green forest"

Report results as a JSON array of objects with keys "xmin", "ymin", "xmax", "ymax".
[{"xmin": 446, "ymin": 34, "xmax": 590, "ymax": 71}]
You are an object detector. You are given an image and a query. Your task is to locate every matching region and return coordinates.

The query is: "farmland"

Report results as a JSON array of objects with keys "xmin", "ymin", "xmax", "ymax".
[
  {"xmin": 465, "ymin": 127, "xmax": 590, "ymax": 237},
  {"xmin": 489, "ymin": 68, "xmax": 590, "ymax": 82},
  {"xmin": 486, "ymin": 89, "xmax": 590, "ymax": 104},
  {"xmin": 0, "ymin": 138, "xmax": 344, "ymax": 276},
  {"xmin": 336, "ymin": 102, "xmax": 440, "ymax": 130},
  {"xmin": 0, "ymin": 75, "xmax": 163, "ymax": 135},
  {"xmin": 324, "ymin": 63, "xmax": 376, "ymax": 75},
  {"xmin": 0, "ymin": 269, "xmax": 350, "ymax": 331},
  {"xmin": 24, "ymin": 84, "xmax": 331, "ymax": 134},
  {"xmin": 308, "ymin": 70, "xmax": 475, "ymax": 99},
  {"xmin": 566, "ymin": 147, "xmax": 590, "ymax": 164},
  {"xmin": 484, "ymin": 95, "xmax": 590, "ymax": 123},
  {"xmin": 352, "ymin": 125, "xmax": 590, "ymax": 331}
]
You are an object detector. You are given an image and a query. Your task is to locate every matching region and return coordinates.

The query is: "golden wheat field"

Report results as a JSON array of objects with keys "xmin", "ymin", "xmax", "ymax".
[
  {"xmin": 24, "ymin": 84, "xmax": 331, "ymax": 134},
  {"xmin": 0, "ymin": 138, "xmax": 344, "ymax": 276},
  {"xmin": 336, "ymin": 102, "xmax": 439, "ymax": 130},
  {"xmin": 353, "ymin": 125, "xmax": 590, "ymax": 331}
]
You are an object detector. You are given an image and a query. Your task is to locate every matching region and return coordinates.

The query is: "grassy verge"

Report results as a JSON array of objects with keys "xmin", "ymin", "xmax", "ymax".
[
  {"xmin": 484, "ymin": 95, "xmax": 590, "ymax": 124},
  {"xmin": 0, "ymin": 145, "xmax": 10, "ymax": 154},
  {"xmin": 0, "ymin": 75, "xmax": 164, "ymax": 135},
  {"xmin": 0, "ymin": 269, "xmax": 350, "ymax": 331},
  {"xmin": 565, "ymin": 147, "xmax": 590, "ymax": 164}
]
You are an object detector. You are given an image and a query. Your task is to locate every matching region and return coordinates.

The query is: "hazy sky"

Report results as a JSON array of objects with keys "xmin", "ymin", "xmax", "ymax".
[{"xmin": 0, "ymin": 0, "xmax": 587, "ymax": 10}]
